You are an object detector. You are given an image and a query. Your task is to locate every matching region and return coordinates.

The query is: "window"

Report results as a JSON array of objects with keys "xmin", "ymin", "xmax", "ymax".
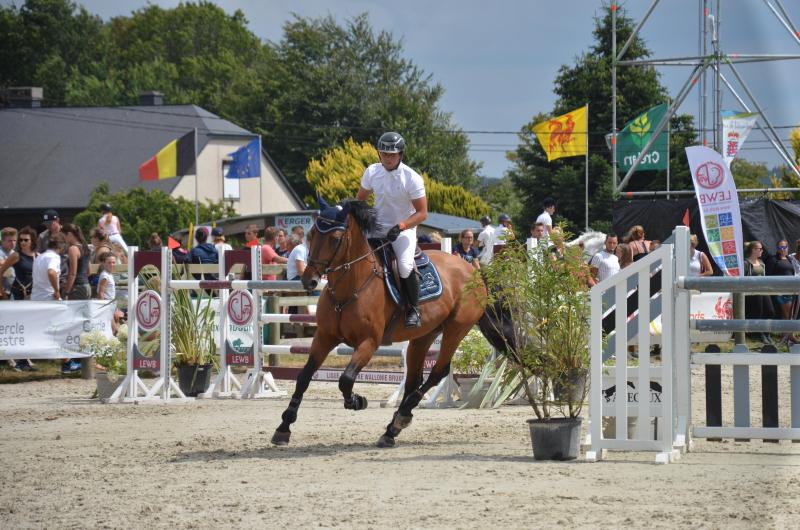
[{"xmin": 222, "ymin": 160, "xmax": 239, "ymax": 201}]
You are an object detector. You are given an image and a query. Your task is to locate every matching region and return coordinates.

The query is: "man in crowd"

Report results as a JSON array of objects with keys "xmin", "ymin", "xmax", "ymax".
[
  {"xmin": 477, "ymin": 215, "xmax": 495, "ymax": 265},
  {"xmin": 536, "ymin": 197, "xmax": 556, "ymax": 235},
  {"xmin": 530, "ymin": 222, "xmax": 547, "ymax": 242},
  {"xmin": 495, "ymin": 213, "xmax": 514, "ymax": 245},
  {"xmin": 0, "ymin": 227, "xmax": 16, "ymax": 298},
  {"xmin": 261, "ymin": 227, "xmax": 288, "ymax": 281},
  {"xmin": 589, "ymin": 234, "xmax": 620, "ymax": 286}
]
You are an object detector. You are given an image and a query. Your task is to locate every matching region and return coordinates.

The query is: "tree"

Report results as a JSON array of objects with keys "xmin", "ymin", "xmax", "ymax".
[
  {"xmin": 306, "ymin": 139, "xmax": 490, "ymax": 219},
  {"xmin": 72, "ymin": 183, "xmax": 235, "ymax": 249},
  {"xmin": 792, "ymin": 127, "xmax": 800, "ymax": 167},
  {"xmin": 730, "ymin": 158, "xmax": 769, "ymax": 189},
  {"xmin": 262, "ymin": 14, "xmax": 480, "ymax": 197},
  {"xmin": 506, "ymin": 3, "xmax": 697, "ymax": 234}
]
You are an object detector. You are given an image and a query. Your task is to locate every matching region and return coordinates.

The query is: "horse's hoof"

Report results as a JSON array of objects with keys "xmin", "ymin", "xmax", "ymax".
[
  {"xmin": 376, "ymin": 434, "xmax": 396, "ymax": 448},
  {"xmin": 271, "ymin": 430, "xmax": 291, "ymax": 446},
  {"xmin": 344, "ymin": 394, "xmax": 368, "ymax": 411}
]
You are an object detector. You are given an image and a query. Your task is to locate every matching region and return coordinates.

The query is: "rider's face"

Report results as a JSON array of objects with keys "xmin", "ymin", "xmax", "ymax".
[{"xmin": 379, "ymin": 151, "xmax": 402, "ymax": 171}]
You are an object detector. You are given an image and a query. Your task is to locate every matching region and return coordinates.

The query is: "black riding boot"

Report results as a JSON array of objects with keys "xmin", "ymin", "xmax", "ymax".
[{"xmin": 401, "ymin": 273, "xmax": 421, "ymax": 328}]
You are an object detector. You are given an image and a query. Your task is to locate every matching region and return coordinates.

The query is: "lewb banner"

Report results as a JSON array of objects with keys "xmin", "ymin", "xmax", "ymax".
[{"xmin": 685, "ymin": 146, "xmax": 744, "ymax": 276}]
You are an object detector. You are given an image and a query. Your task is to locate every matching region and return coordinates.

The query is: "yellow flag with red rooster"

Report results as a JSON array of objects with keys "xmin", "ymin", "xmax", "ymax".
[{"xmin": 532, "ymin": 105, "xmax": 588, "ymax": 161}]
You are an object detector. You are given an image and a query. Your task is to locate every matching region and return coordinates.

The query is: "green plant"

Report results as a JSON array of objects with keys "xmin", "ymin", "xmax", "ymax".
[
  {"xmin": 475, "ymin": 226, "xmax": 590, "ymax": 419},
  {"xmin": 451, "ymin": 328, "xmax": 493, "ymax": 376},
  {"xmin": 170, "ymin": 270, "xmax": 217, "ymax": 366},
  {"xmin": 80, "ymin": 323, "xmax": 127, "ymax": 377}
]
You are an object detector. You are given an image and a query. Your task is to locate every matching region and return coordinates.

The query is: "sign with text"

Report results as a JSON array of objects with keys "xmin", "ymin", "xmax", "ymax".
[
  {"xmin": 686, "ymin": 146, "xmax": 744, "ymax": 276},
  {"xmin": 0, "ymin": 300, "xmax": 115, "ymax": 359},
  {"xmin": 275, "ymin": 215, "xmax": 313, "ymax": 240}
]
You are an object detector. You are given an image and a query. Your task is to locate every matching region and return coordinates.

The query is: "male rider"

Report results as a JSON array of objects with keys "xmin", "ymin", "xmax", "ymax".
[{"xmin": 356, "ymin": 132, "xmax": 427, "ymax": 327}]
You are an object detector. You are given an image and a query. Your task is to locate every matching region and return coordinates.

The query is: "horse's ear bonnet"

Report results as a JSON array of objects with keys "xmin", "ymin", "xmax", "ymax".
[{"xmin": 315, "ymin": 201, "xmax": 349, "ymax": 234}]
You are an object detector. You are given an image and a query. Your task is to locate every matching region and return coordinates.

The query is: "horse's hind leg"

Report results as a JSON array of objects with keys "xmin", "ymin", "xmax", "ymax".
[
  {"xmin": 377, "ymin": 333, "xmax": 437, "ymax": 448},
  {"xmin": 271, "ymin": 333, "xmax": 338, "ymax": 446}
]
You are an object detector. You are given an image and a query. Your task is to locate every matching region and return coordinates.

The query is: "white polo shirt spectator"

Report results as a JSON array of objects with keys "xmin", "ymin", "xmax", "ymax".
[
  {"xmin": 31, "ymin": 248, "xmax": 61, "ymax": 300},
  {"xmin": 478, "ymin": 223, "xmax": 495, "ymax": 264},
  {"xmin": 287, "ymin": 242, "xmax": 307, "ymax": 280},
  {"xmin": 590, "ymin": 248, "xmax": 620, "ymax": 283}
]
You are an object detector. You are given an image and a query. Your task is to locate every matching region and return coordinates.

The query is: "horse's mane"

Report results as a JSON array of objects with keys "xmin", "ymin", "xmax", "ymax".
[{"xmin": 342, "ymin": 199, "xmax": 377, "ymax": 234}]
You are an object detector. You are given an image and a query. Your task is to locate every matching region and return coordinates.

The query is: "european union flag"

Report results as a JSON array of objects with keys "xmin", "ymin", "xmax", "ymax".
[{"xmin": 226, "ymin": 138, "xmax": 261, "ymax": 179}]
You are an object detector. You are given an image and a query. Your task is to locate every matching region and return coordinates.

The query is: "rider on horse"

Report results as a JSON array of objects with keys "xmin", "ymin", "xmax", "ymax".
[{"xmin": 356, "ymin": 131, "xmax": 428, "ymax": 328}]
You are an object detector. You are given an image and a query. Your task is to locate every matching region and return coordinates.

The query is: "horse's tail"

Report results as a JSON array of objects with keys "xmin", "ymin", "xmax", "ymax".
[{"xmin": 478, "ymin": 298, "xmax": 516, "ymax": 355}]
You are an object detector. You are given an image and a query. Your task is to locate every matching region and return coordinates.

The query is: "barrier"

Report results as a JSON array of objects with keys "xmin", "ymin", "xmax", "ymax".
[
  {"xmin": 587, "ymin": 226, "xmax": 800, "ymax": 464},
  {"xmin": 109, "ymin": 237, "xmax": 465, "ymax": 407}
]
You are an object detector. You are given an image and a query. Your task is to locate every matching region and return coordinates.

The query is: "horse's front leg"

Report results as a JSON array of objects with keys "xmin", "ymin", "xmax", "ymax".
[
  {"xmin": 339, "ymin": 339, "xmax": 378, "ymax": 411},
  {"xmin": 271, "ymin": 332, "xmax": 338, "ymax": 446}
]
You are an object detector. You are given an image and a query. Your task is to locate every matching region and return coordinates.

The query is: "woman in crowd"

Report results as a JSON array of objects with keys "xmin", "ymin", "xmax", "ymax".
[
  {"xmin": 62, "ymin": 224, "xmax": 91, "ymax": 300},
  {"xmin": 625, "ymin": 225, "xmax": 651, "ymax": 262},
  {"xmin": 615, "ymin": 242, "xmax": 633, "ymax": 269},
  {"xmin": 0, "ymin": 226, "xmax": 37, "ymax": 300},
  {"xmin": 744, "ymin": 240, "xmax": 774, "ymax": 343},
  {"xmin": 769, "ymin": 239, "xmax": 795, "ymax": 343},
  {"xmin": 148, "ymin": 233, "xmax": 162, "ymax": 251},
  {"xmin": 96, "ymin": 251, "xmax": 116, "ymax": 302},
  {"xmin": 90, "ymin": 228, "xmax": 114, "ymax": 264},
  {"xmin": 688, "ymin": 234, "xmax": 713, "ymax": 277},
  {"xmin": 452, "ymin": 229, "xmax": 480, "ymax": 269}
]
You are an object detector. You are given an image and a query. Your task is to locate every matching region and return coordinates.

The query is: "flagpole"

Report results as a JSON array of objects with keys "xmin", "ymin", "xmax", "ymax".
[
  {"xmin": 666, "ymin": 117, "xmax": 671, "ymax": 200},
  {"xmin": 258, "ymin": 136, "xmax": 263, "ymax": 215},
  {"xmin": 585, "ymin": 104, "xmax": 589, "ymax": 230},
  {"xmin": 194, "ymin": 127, "xmax": 199, "ymax": 226}
]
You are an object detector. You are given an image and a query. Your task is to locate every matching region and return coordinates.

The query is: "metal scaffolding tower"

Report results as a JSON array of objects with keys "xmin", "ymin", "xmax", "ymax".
[{"xmin": 612, "ymin": 0, "xmax": 800, "ymax": 197}]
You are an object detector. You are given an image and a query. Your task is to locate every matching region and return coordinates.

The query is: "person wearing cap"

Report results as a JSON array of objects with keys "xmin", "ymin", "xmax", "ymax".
[
  {"xmin": 494, "ymin": 213, "xmax": 515, "ymax": 246},
  {"xmin": 37, "ymin": 209, "xmax": 61, "ymax": 253},
  {"xmin": 536, "ymin": 197, "xmax": 556, "ymax": 235},
  {"xmin": 355, "ymin": 131, "xmax": 427, "ymax": 328},
  {"xmin": 97, "ymin": 203, "xmax": 128, "ymax": 255},
  {"xmin": 212, "ymin": 227, "xmax": 232, "ymax": 256}
]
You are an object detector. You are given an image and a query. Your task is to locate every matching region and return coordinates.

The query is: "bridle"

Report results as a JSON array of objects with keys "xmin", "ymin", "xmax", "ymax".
[{"xmin": 306, "ymin": 216, "xmax": 389, "ymax": 319}]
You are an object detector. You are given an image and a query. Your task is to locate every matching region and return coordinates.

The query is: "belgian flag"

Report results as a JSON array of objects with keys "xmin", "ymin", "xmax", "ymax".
[{"xmin": 139, "ymin": 130, "xmax": 196, "ymax": 181}]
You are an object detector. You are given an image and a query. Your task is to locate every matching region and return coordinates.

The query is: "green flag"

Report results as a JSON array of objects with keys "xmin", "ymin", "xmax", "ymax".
[{"xmin": 617, "ymin": 103, "xmax": 668, "ymax": 172}]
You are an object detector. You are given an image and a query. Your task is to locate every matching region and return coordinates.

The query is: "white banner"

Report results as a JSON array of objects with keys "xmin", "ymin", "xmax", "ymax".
[
  {"xmin": 722, "ymin": 111, "xmax": 758, "ymax": 167},
  {"xmin": 647, "ymin": 292, "xmax": 732, "ymax": 344},
  {"xmin": 275, "ymin": 215, "xmax": 313, "ymax": 240},
  {"xmin": 686, "ymin": 146, "xmax": 744, "ymax": 277},
  {"xmin": 0, "ymin": 300, "xmax": 116, "ymax": 359}
]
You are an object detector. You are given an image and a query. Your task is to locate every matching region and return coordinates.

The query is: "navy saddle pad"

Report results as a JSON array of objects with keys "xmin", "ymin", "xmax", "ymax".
[{"xmin": 370, "ymin": 240, "xmax": 443, "ymax": 305}]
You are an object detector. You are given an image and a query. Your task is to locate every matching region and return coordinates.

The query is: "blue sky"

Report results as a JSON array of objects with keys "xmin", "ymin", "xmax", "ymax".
[{"xmin": 27, "ymin": 0, "xmax": 800, "ymax": 180}]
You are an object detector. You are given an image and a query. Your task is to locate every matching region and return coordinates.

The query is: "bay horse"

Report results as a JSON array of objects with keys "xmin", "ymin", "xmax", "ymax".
[{"xmin": 271, "ymin": 199, "xmax": 511, "ymax": 448}]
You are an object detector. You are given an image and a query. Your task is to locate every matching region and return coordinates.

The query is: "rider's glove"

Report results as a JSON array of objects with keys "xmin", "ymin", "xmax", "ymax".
[{"xmin": 387, "ymin": 223, "xmax": 405, "ymax": 242}]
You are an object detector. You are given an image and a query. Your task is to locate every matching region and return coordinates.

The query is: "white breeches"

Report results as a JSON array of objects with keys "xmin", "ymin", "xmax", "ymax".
[
  {"xmin": 391, "ymin": 228, "xmax": 417, "ymax": 278},
  {"xmin": 108, "ymin": 233, "xmax": 128, "ymax": 255}
]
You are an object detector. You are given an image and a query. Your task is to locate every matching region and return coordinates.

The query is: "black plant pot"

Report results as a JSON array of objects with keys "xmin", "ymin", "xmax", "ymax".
[
  {"xmin": 527, "ymin": 417, "xmax": 583, "ymax": 461},
  {"xmin": 177, "ymin": 363, "xmax": 213, "ymax": 397}
]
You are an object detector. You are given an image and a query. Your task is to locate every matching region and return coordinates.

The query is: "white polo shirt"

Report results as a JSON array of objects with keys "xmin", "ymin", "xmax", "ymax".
[
  {"xmin": 360, "ymin": 162, "xmax": 425, "ymax": 236},
  {"xmin": 590, "ymin": 249, "xmax": 620, "ymax": 283},
  {"xmin": 31, "ymin": 249, "xmax": 61, "ymax": 300},
  {"xmin": 536, "ymin": 211, "xmax": 553, "ymax": 230}
]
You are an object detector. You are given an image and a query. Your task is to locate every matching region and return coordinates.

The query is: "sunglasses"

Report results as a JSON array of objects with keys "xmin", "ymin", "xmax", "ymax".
[
  {"xmin": 19, "ymin": 238, "xmax": 31, "ymax": 242},
  {"xmin": 778, "ymin": 245, "xmax": 788, "ymax": 249}
]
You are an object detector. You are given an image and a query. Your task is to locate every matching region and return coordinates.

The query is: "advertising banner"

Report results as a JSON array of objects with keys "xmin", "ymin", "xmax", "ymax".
[
  {"xmin": 686, "ymin": 146, "xmax": 744, "ymax": 276},
  {"xmin": 275, "ymin": 215, "xmax": 313, "ymax": 239},
  {"xmin": 0, "ymin": 300, "xmax": 115, "ymax": 359},
  {"xmin": 721, "ymin": 110, "xmax": 758, "ymax": 167},
  {"xmin": 617, "ymin": 103, "xmax": 669, "ymax": 172}
]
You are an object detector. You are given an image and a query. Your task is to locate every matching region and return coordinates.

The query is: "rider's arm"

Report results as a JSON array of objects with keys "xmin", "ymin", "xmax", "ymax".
[
  {"xmin": 355, "ymin": 187, "xmax": 371, "ymax": 201},
  {"xmin": 399, "ymin": 196, "xmax": 428, "ymax": 230}
]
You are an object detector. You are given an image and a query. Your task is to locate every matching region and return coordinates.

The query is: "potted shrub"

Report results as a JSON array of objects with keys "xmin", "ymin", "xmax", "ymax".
[
  {"xmin": 451, "ymin": 328, "xmax": 493, "ymax": 404},
  {"xmin": 80, "ymin": 324, "xmax": 127, "ymax": 400},
  {"xmin": 475, "ymin": 229, "xmax": 590, "ymax": 460},
  {"xmin": 171, "ymin": 285, "xmax": 217, "ymax": 397}
]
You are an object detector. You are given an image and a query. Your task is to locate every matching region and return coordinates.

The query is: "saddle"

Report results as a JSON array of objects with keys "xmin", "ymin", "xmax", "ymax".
[{"xmin": 369, "ymin": 239, "xmax": 444, "ymax": 344}]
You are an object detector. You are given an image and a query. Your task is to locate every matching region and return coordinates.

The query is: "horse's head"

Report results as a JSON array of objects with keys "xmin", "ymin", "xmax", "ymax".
[{"xmin": 302, "ymin": 197, "xmax": 377, "ymax": 291}]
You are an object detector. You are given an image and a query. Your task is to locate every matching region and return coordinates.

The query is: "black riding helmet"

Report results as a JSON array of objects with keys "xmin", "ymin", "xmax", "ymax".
[{"xmin": 376, "ymin": 131, "xmax": 406, "ymax": 153}]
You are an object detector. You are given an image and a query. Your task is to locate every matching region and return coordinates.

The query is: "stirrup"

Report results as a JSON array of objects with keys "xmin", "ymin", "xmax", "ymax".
[{"xmin": 404, "ymin": 308, "xmax": 421, "ymax": 328}]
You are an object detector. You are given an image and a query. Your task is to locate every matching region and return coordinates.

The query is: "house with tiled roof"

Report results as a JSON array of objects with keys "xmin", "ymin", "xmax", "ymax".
[{"xmin": 0, "ymin": 88, "xmax": 304, "ymax": 228}]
